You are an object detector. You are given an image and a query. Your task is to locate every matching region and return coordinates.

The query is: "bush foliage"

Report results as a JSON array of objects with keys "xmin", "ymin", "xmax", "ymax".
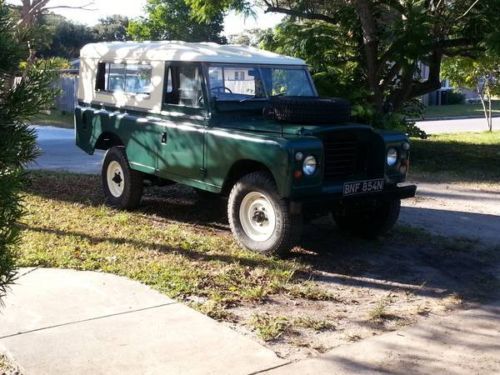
[{"xmin": 0, "ymin": 0, "xmax": 56, "ymax": 300}]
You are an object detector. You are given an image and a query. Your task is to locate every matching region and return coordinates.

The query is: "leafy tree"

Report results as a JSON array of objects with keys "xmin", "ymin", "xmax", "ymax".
[
  {"xmin": 442, "ymin": 55, "xmax": 500, "ymax": 131},
  {"xmin": 0, "ymin": 0, "xmax": 56, "ymax": 300},
  {"xmin": 259, "ymin": 20, "xmax": 372, "ymax": 119},
  {"xmin": 186, "ymin": 0, "xmax": 499, "ymax": 131},
  {"xmin": 37, "ymin": 15, "xmax": 96, "ymax": 59},
  {"xmin": 93, "ymin": 15, "xmax": 130, "ymax": 42},
  {"xmin": 227, "ymin": 28, "xmax": 264, "ymax": 46},
  {"xmin": 128, "ymin": 0, "xmax": 226, "ymax": 43}
]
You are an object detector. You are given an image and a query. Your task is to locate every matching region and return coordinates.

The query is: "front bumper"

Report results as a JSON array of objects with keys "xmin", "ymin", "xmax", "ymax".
[{"xmin": 291, "ymin": 184, "xmax": 416, "ymax": 207}]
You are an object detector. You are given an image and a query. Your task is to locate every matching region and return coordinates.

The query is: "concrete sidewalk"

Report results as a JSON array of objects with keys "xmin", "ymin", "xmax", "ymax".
[
  {"xmin": 0, "ymin": 268, "xmax": 285, "ymax": 375},
  {"xmin": 264, "ymin": 301, "xmax": 500, "ymax": 374}
]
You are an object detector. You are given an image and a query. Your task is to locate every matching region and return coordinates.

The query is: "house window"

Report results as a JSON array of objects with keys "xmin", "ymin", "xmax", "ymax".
[
  {"xmin": 164, "ymin": 64, "xmax": 204, "ymax": 108},
  {"xmin": 234, "ymin": 71, "xmax": 245, "ymax": 81},
  {"xmin": 95, "ymin": 62, "xmax": 152, "ymax": 94}
]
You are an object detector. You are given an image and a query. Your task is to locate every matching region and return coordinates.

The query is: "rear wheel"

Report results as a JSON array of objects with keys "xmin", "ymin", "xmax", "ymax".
[
  {"xmin": 102, "ymin": 146, "xmax": 143, "ymax": 210},
  {"xmin": 228, "ymin": 172, "xmax": 302, "ymax": 256},
  {"xmin": 332, "ymin": 199, "xmax": 401, "ymax": 238}
]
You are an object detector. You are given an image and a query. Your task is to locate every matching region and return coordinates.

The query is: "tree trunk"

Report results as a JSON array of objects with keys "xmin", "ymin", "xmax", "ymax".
[
  {"xmin": 477, "ymin": 82, "xmax": 489, "ymax": 131},
  {"xmin": 353, "ymin": 0, "xmax": 384, "ymax": 113},
  {"xmin": 488, "ymin": 94, "xmax": 492, "ymax": 132}
]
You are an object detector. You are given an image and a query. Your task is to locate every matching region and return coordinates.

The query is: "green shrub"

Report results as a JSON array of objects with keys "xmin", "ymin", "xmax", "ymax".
[
  {"xmin": 0, "ymin": 0, "xmax": 56, "ymax": 300},
  {"xmin": 443, "ymin": 90, "xmax": 466, "ymax": 105}
]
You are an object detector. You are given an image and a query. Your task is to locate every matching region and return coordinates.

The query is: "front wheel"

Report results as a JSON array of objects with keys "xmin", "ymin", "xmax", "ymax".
[
  {"xmin": 332, "ymin": 199, "xmax": 401, "ymax": 238},
  {"xmin": 228, "ymin": 172, "xmax": 302, "ymax": 256},
  {"xmin": 102, "ymin": 146, "xmax": 143, "ymax": 210}
]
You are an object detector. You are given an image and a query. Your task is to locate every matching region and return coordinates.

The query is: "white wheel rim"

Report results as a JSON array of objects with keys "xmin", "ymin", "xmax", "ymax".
[
  {"xmin": 239, "ymin": 192, "xmax": 276, "ymax": 242},
  {"xmin": 106, "ymin": 160, "xmax": 125, "ymax": 198}
]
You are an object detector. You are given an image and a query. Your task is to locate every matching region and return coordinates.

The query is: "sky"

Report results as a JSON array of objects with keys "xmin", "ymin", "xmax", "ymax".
[{"xmin": 8, "ymin": 0, "xmax": 283, "ymax": 36}]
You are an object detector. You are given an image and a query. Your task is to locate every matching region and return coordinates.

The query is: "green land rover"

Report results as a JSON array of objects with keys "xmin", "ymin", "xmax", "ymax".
[{"xmin": 75, "ymin": 41, "xmax": 416, "ymax": 256}]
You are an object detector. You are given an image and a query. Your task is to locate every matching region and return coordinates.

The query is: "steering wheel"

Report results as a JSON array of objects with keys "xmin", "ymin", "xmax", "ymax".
[{"xmin": 210, "ymin": 86, "xmax": 233, "ymax": 94}]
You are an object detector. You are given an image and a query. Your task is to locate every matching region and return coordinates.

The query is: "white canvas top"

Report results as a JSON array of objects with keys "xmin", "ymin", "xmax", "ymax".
[{"xmin": 80, "ymin": 41, "xmax": 306, "ymax": 65}]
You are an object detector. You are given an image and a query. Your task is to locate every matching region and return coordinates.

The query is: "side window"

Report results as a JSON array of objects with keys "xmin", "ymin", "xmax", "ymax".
[
  {"xmin": 164, "ymin": 64, "xmax": 204, "ymax": 108},
  {"xmin": 95, "ymin": 62, "xmax": 153, "ymax": 94},
  {"xmin": 107, "ymin": 63, "xmax": 125, "ymax": 92},
  {"xmin": 95, "ymin": 62, "xmax": 107, "ymax": 91},
  {"xmin": 125, "ymin": 64, "xmax": 153, "ymax": 94}
]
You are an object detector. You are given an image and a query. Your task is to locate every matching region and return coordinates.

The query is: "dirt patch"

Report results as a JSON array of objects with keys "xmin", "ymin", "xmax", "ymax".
[{"xmin": 222, "ymin": 218, "xmax": 499, "ymax": 360}]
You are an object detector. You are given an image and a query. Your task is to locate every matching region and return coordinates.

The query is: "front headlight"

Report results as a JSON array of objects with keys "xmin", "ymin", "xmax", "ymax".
[
  {"xmin": 386, "ymin": 147, "xmax": 398, "ymax": 166},
  {"xmin": 303, "ymin": 155, "xmax": 317, "ymax": 175}
]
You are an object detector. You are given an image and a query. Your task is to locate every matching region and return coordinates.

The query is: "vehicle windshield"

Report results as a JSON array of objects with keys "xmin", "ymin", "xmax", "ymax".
[{"xmin": 207, "ymin": 65, "xmax": 315, "ymax": 101}]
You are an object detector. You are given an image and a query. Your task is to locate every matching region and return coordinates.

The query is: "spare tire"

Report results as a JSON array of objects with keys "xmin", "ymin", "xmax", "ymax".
[{"xmin": 264, "ymin": 96, "xmax": 351, "ymax": 124}]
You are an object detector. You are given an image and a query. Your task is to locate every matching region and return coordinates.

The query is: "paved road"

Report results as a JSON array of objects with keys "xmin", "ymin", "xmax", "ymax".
[
  {"xmin": 416, "ymin": 116, "xmax": 500, "ymax": 134},
  {"xmin": 29, "ymin": 126, "xmax": 103, "ymax": 174}
]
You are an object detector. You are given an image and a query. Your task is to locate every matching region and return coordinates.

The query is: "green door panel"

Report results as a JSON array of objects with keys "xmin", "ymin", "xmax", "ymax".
[{"xmin": 156, "ymin": 112, "xmax": 206, "ymax": 181}]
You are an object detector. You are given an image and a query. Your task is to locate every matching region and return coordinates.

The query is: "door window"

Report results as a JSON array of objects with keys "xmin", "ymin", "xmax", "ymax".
[{"xmin": 164, "ymin": 64, "xmax": 204, "ymax": 108}]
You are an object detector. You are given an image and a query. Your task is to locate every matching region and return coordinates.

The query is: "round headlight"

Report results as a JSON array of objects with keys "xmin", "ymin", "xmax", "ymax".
[
  {"xmin": 303, "ymin": 155, "xmax": 317, "ymax": 176},
  {"xmin": 386, "ymin": 148, "xmax": 398, "ymax": 166}
]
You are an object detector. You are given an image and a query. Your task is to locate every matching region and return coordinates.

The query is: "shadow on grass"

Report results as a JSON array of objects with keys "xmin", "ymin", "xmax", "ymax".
[
  {"xmin": 25, "ymin": 171, "xmax": 500, "ymax": 303},
  {"xmin": 411, "ymin": 136, "xmax": 500, "ymax": 183}
]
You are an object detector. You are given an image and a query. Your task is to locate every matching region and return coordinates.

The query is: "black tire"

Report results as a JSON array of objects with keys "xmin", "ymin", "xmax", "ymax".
[
  {"xmin": 332, "ymin": 199, "xmax": 401, "ymax": 238},
  {"xmin": 264, "ymin": 96, "xmax": 351, "ymax": 124},
  {"xmin": 102, "ymin": 146, "xmax": 143, "ymax": 210},
  {"xmin": 228, "ymin": 171, "xmax": 302, "ymax": 256}
]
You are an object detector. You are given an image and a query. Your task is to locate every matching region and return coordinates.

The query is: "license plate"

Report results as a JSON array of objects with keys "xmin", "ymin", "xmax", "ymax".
[{"xmin": 343, "ymin": 179, "xmax": 384, "ymax": 196}]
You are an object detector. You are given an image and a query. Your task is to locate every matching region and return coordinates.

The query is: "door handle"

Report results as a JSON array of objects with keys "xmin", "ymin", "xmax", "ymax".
[{"xmin": 161, "ymin": 132, "xmax": 168, "ymax": 144}]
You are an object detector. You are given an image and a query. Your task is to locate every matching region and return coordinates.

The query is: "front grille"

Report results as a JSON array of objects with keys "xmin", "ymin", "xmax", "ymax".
[{"xmin": 322, "ymin": 134, "xmax": 364, "ymax": 181}]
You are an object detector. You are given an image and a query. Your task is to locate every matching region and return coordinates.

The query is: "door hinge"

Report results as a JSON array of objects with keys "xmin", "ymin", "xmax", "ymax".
[
  {"xmin": 200, "ymin": 168, "xmax": 207, "ymax": 178},
  {"xmin": 161, "ymin": 132, "xmax": 168, "ymax": 144}
]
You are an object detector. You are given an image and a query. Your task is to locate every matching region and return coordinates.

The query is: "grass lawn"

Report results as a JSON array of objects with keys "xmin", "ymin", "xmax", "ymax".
[
  {"xmin": 423, "ymin": 100, "xmax": 500, "ymax": 119},
  {"xmin": 16, "ymin": 171, "xmax": 500, "ymax": 358},
  {"xmin": 410, "ymin": 131, "xmax": 500, "ymax": 183},
  {"xmin": 33, "ymin": 110, "xmax": 74, "ymax": 129}
]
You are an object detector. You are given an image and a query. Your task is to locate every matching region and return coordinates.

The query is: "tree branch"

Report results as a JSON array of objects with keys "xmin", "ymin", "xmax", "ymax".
[
  {"xmin": 263, "ymin": 1, "xmax": 340, "ymax": 24},
  {"xmin": 408, "ymin": 51, "xmax": 443, "ymax": 98},
  {"xmin": 45, "ymin": 4, "xmax": 97, "ymax": 12}
]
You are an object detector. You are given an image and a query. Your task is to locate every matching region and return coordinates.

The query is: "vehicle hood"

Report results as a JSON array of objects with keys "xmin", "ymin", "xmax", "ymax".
[{"xmin": 212, "ymin": 116, "xmax": 374, "ymax": 137}]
